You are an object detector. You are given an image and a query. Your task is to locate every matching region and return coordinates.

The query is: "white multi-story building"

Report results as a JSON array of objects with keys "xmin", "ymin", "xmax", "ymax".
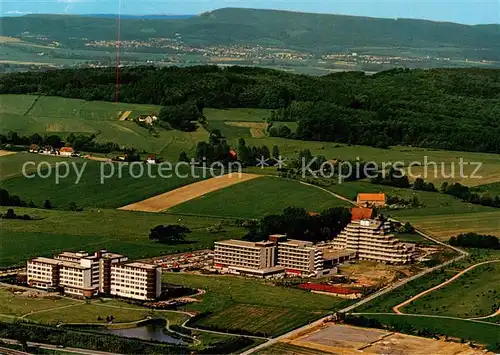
[
  {"xmin": 332, "ymin": 218, "xmax": 414, "ymax": 264},
  {"xmin": 110, "ymin": 262, "xmax": 162, "ymax": 300},
  {"xmin": 27, "ymin": 250, "xmax": 160, "ymax": 300},
  {"xmin": 277, "ymin": 240, "xmax": 324, "ymax": 276}
]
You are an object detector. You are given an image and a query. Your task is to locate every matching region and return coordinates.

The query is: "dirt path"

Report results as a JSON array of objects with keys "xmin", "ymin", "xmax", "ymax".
[
  {"xmin": 299, "ymin": 181, "xmax": 357, "ymax": 206},
  {"xmin": 119, "ymin": 173, "xmax": 262, "ymax": 212},
  {"xmin": 393, "ymin": 259, "xmax": 500, "ymax": 314},
  {"xmin": 468, "ymin": 308, "xmax": 500, "ymax": 320}
]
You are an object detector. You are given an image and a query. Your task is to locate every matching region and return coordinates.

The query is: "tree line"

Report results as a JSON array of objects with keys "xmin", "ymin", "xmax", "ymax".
[
  {"xmin": 2, "ymin": 66, "xmax": 500, "ymax": 153},
  {"xmin": 243, "ymin": 206, "xmax": 351, "ymax": 243},
  {"xmin": 449, "ymin": 233, "xmax": 499, "ymax": 249}
]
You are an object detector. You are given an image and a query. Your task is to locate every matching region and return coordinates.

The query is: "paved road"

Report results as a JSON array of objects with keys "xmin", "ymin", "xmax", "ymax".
[
  {"xmin": 0, "ymin": 338, "xmax": 119, "ymax": 355},
  {"xmin": 469, "ymin": 308, "xmax": 500, "ymax": 320},
  {"xmin": 393, "ymin": 259, "xmax": 500, "ymax": 314}
]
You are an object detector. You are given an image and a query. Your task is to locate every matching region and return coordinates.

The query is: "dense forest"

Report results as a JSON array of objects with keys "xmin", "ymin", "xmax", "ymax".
[
  {"xmin": 2, "ymin": 8, "xmax": 499, "ymax": 60},
  {"xmin": 1, "ymin": 65, "xmax": 500, "ymax": 153}
]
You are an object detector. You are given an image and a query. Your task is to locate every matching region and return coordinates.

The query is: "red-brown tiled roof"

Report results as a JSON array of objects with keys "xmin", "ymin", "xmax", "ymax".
[
  {"xmin": 351, "ymin": 207, "xmax": 373, "ymax": 220},
  {"xmin": 357, "ymin": 193, "xmax": 386, "ymax": 201},
  {"xmin": 60, "ymin": 147, "xmax": 74, "ymax": 153}
]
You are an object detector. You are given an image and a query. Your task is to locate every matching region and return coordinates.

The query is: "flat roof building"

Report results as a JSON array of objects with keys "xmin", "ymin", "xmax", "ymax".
[
  {"xmin": 277, "ymin": 239, "xmax": 324, "ymax": 276},
  {"xmin": 214, "ymin": 239, "xmax": 277, "ymax": 273},
  {"xmin": 111, "ymin": 262, "xmax": 161, "ymax": 301},
  {"xmin": 27, "ymin": 250, "xmax": 159, "ymax": 300}
]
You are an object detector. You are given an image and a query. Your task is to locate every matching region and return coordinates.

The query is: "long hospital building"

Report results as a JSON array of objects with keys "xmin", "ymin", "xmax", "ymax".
[
  {"xmin": 214, "ymin": 209, "xmax": 415, "ymax": 277},
  {"xmin": 214, "ymin": 235, "xmax": 355, "ymax": 278},
  {"xmin": 27, "ymin": 250, "xmax": 161, "ymax": 300}
]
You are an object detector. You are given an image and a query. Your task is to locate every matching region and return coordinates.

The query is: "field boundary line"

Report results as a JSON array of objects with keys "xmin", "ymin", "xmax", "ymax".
[
  {"xmin": 298, "ymin": 181, "xmax": 357, "ymax": 206},
  {"xmin": 351, "ymin": 312, "xmax": 500, "ymax": 327},
  {"xmin": 23, "ymin": 95, "xmax": 40, "ymax": 116},
  {"xmin": 119, "ymin": 173, "xmax": 263, "ymax": 212},
  {"xmin": 392, "ymin": 259, "xmax": 500, "ymax": 315}
]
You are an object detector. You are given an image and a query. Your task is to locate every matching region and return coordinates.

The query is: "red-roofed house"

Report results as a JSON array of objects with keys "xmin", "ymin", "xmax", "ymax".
[
  {"xmin": 59, "ymin": 147, "xmax": 74, "ymax": 157},
  {"xmin": 351, "ymin": 207, "xmax": 374, "ymax": 221}
]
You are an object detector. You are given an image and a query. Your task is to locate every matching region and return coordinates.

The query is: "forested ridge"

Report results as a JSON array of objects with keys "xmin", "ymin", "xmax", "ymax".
[
  {"xmin": 1, "ymin": 65, "xmax": 500, "ymax": 153},
  {"xmin": 2, "ymin": 8, "xmax": 499, "ymax": 60}
]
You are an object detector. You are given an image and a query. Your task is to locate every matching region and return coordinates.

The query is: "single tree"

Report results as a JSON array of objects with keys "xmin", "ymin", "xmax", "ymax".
[
  {"xmin": 149, "ymin": 225, "xmax": 191, "ymax": 244},
  {"xmin": 43, "ymin": 200, "xmax": 52, "ymax": 209}
]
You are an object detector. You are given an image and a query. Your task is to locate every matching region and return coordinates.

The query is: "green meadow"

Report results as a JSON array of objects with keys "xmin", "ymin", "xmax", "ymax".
[
  {"xmin": 0, "ymin": 94, "xmax": 208, "ymax": 161},
  {"xmin": 170, "ymin": 176, "xmax": 352, "ymax": 218},
  {"xmin": 0, "ymin": 160, "xmax": 209, "ymax": 209},
  {"xmin": 403, "ymin": 262, "xmax": 500, "ymax": 318},
  {"xmin": 0, "ymin": 207, "xmax": 246, "ymax": 267}
]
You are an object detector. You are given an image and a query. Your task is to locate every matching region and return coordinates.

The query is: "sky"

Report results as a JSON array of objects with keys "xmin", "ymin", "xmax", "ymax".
[{"xmin": 1, "ymin": 0, "xmax": 499, "ymax": 25}]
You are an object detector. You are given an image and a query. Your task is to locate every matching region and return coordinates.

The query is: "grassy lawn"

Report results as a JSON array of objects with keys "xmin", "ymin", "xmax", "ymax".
[
  {"xmin": 0, "ymin": 207, "xmax": 246, "ymax": 267},
  {"xmin": 0, "ymin": 152, "xmax": 67, "ymax": 180},
  {"xmin": 162, "ymin": 273, "xmax": 350, "ymax": 337},
  {"xmin": 170, "ymin": 176, "xmax": 351, "ymax": 219},
  {"xmin": 0, "ymin": 287, "xmax": 79, "ymax": 317},
  {"xmin": 0, "ymin": 161, "xmax": 209, "ymax": 209},
  {"xmin": 403, "ymin": 262, "xmax": 500, "ymax": 318},
  {"xmin": 359, "ymin": 314, "xmax": 500, "ymax": 351},
  {"xmin": 26, "ymin": 301, "xmax": 188, "ymax": 325},
  {"xmin": 472, "ymin": 181, "xmax": 500, "ymax": 195}
]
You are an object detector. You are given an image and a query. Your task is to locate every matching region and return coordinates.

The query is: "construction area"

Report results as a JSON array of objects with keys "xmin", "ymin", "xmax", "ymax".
[{"xmin": 281, "ymin": 323, "xmax": 486, "ymax": 355}]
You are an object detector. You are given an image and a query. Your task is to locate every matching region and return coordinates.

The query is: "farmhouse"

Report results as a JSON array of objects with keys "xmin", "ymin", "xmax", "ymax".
[
  {"xmin": 59, "ymin": 146, "xmax": 74, "ymax": 157},
  {"xmin": 146, "ymin": 155, "xmax": 157, "ymax": 164},
  {"xmin": 357, "ymin": 193, "xmax": 387, "ymax": 207},
  {"xmin": 137, "ymin": 115, "xmax": 158, "ymax": 125},
  {"xmin": 27, "ymin": 250, "xmax": 161, "ymax": 300}
]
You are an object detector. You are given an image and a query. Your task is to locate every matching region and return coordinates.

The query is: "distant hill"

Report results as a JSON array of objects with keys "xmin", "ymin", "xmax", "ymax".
[
  {"xmin": 1, "ymin": 8, "xmax": 499, "ymax": 60},
  {"xmin": 80, "ymin": 14, "xmax": 193, "ymax": 19}
]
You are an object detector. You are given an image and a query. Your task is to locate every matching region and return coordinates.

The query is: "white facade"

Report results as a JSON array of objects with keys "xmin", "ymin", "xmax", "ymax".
[
  {"xmin": 214, "ymin": 240, "xmax": 276, "ymax": 270},
  {"xmin": 277, "ymin": 240, "xmax": 323, "ymax": 276},
  {"xmin": 332, "ymin": 219, "xmax": 414, "ymax": 264},
  {"xmin": 110, "ymin": 262, "xmax": 161, "ymax": 301},
  {"xmin": 27, "ymin": 250, "xmax": 161, "ymax": 300}
]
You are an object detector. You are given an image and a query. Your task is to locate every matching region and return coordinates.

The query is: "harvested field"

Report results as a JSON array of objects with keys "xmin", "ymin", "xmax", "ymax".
[
  {"xmin": 288, "ymin": 324, "xmax": 485, "ymax": 355},
  {"xmin": 0, "ymin": 150, "xmax": 16, "ymax": 157},
  {"xmin": 119, "ymin": 173, "xmax": 262, "ymax": 212}
]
